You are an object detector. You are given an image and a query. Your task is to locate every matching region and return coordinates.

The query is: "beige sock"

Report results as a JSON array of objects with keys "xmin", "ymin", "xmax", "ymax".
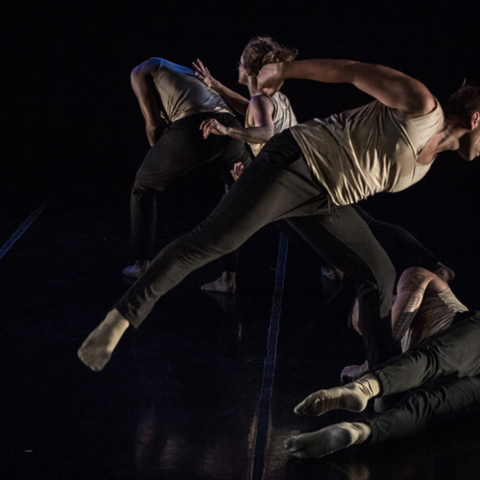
[
  {"xmin": 285, "ymin": 421, "xmax": 371, "ymax": 458},
  {"xmin": 294, "ymin": 374, "xmax": 381, "ymax": 416},
  {"xmin": 78, "ymin": 309, "xmax": 130, "ymax": 372}
]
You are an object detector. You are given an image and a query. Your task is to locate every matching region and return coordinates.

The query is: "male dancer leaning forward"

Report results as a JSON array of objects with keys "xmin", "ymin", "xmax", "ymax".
[
  {"xmin": 284, "ymin": 268, "xmax": 474, "ymax": 459},
  {"xmin": 78, "ymin": 58, "xmax": 480, "ymax": 372},
  {"xmin": 123, "ymin": 57, "xmax": 251, "ymax": 279},
  {"xmin": 194, "ymin": 40, "xmax": 454, "ymax": 289}
]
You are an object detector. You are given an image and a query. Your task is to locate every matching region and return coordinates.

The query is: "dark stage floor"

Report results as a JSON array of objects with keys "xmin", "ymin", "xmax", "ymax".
[{"xmin": 2, "ymin": 160, "xmax": 480, "ymax": 480}]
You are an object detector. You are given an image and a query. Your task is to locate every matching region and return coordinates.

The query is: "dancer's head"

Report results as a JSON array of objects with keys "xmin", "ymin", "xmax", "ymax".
[
  {"xmin": 238, "ymin": 36, "xmax": 298, "ymax": 85},
  {"xmin": 444, "ymin": 84, "xmax": 480, "ymax": 161}
]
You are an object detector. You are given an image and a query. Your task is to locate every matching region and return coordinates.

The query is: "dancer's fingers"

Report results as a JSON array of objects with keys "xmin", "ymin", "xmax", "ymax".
[{"xmin": 200, "ymin": 118, "xmax": 215, "ymax": 132}]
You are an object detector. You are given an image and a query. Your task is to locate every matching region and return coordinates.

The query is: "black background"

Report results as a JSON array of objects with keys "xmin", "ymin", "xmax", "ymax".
[
  {"xmin": 4, "ymin": 0, "xmax": 479, "ymax": 297},
  {"xmin": 1, "ymin": 2, "xmax": 480, "ymax": 478}
]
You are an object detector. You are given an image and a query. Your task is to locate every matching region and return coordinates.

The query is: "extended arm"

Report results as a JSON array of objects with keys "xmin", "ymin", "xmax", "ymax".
[
  {"xmin": 131, "ymin": 58, "xmax": 167, "ymax": 146},
  {"xmin": 193, "ymin": 59, "xmax": 250, "ymax": 116},
  {"xmin": 200, "ymin": 95, "xmax": 275, "ymax": 144},
  {"xmin": 257, "ymin": 59, "xmax": 436, "ymax": 117}
]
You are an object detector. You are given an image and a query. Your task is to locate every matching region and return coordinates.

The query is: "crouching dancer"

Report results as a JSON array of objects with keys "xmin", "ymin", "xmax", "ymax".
[
  {"xmin": 78, "ymin": 59, "xmax": 480, "ymax": 372},
  {"xmin": 285, "ymin": 307, "xmax": 480, "ymax": 459}
]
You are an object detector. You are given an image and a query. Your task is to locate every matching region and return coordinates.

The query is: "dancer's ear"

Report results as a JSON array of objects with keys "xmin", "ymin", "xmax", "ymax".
[{"xmin": 469, "ymin": 111, "xmax": 480, "ymax": 130}]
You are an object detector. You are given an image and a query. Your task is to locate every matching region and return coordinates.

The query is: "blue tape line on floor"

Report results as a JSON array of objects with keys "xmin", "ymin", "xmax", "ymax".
[
  {"xmin": 251, "ymin": 231, "xmax": 289, "ymax": 480},
  {"xmin": 0, "ymin": 192, "xmax": 56, "ymax": 261}
]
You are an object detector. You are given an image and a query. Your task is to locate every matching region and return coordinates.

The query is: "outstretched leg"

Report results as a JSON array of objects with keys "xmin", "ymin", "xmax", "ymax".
[{"xmin": 79, "ymin": 132, "xmax": 324, "ymax": 371}]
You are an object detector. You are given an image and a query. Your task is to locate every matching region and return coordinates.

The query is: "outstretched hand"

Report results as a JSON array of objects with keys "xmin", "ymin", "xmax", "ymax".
[
  {"xmin": 200, "ymin": 118, "xmax": 229, "ymax": 139},
  {"xmin": 193, "ymin": 59, "xmax": 217, "ymax": 89},
  {"xmin": 257, "ymin": 63, "xmax": 285, "ymax": 96},
  {"xmin": 230, "ymin": 162, "xmax": 245, "ymax": 181}
]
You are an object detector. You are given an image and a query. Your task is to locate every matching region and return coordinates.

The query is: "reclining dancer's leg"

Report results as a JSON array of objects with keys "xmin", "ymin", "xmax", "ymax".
[
  {"xmin": 373, "ymin": 310, "xmax": 480, "ymax": 395},
  {"xmin": 285, "ymin": 375, "xmax": 480, "ymax": 458},
  {"xmin": 287, "ymin": 311, "xmax": 480, "ymax": 421},
  {"xmin": 368, "ymin": 374, "xmax": 480, "ymax": 444}
]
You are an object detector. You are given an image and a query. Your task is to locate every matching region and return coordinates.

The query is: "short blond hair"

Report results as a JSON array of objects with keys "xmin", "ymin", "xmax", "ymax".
[{"xmin": 242, "ymin": 36, "xmax": 298, "ymax": 77}]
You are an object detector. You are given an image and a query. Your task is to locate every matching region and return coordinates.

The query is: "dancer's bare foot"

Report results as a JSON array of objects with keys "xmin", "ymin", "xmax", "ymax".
[
  {"xmin": 78, "ymin": 309, "xmax": 130, "ymax": 372},
  {"xmin": 285, "ymin": 422, "xmax": 371, "ymax": 459},
  {"xmin": 294, "ymin": 374, "xmax": 380, "ymax": 416},
  {"xmin": 434, "ymin": 262, "xmax": 455, "ymax": 284},
  {"xmin": 122, "ymin": 260, "xmax": 150, "ymax": 278},
  {"xmin": 201, "ymin": 271, "xmax": 236, "ymax": 294}
]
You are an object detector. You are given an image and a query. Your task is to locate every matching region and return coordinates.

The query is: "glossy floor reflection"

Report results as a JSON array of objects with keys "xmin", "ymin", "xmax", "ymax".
[{"xmin": 1, "ymin": 162, "xmax": 480, "ymax": 479}]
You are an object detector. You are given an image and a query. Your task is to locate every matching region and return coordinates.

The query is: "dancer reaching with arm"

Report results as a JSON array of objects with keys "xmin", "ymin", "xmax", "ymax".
[
  {"xmin": 195, "ymin": 41, "xmax": 454, "ymax": 289},
  {"xmin": 192, "ymin": 36, "xmax": 298, "ymax": 293}
]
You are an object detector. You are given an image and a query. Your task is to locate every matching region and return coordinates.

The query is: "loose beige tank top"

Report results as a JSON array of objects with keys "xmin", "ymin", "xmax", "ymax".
[
  {"xmin": 290, "ymin": 100, "xmax": 444, "ymax": 205},
  {"xmin": 152, "ymin": 58, "xmax": 232, "ymax": 123},
  {"xmin": 246, "ymin": 92, "xmax": 297, "ymax": 156}
]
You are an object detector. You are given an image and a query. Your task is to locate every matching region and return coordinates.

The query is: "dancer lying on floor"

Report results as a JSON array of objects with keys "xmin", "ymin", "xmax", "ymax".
[
  {"xmin": 285, "ymin": 267, "xmax": 473, "ymax": 459},
  {"xmin": 78, "ymin": 57, "xmax": 480, "ymax": 372}
]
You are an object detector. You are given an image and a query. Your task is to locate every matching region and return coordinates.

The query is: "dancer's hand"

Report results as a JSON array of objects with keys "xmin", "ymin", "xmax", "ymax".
[
  {"xmin": 230, "ymin": 162, "xmax": 245, "ymax": 181},
  {"xmin": 257, "ymin": 62, "xmax": 285, "ymax": 96},
  {"xmin": 193, "ymin": 59, "xmax": 218, "ymax": 90},
  {"xmin": 200, "ymin": 118, "xmax": 229, "ymax": 138}
]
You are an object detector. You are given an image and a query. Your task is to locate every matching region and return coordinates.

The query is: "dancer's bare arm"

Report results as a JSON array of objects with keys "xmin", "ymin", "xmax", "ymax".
[
  {"xmin": 193, "ymin": 59, "xmax": 250, "ymax": 116},
  {"xmin": 392, "ymin": 267, "xmax": 447, "ymax": 340},
  {"xmin": 131, "ymin": 59, "xmax": 167, "ymax": 146},
  {"xmin": 200, "ymin": 95, "xmax": 275, "ymax": 144},
  {"xmin": 257, "ymin": 59, "xmax": 435, "ymax": 117}
]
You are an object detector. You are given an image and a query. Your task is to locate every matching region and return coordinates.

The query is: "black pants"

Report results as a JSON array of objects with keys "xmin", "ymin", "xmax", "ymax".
[
  {"xmin": 131, "ymin": 111, "xmax": 251, "ymax": 271},
  {"xmin": 276, "ymin": 205, "xmax": 439, "ymax": 275},
  {"xmin": 368, "ymin": 310, "xmax": 480, "ymax": 443},
  {"xmin": 116, "ymin": 130, "xmax": 399, "ymax": 367}
]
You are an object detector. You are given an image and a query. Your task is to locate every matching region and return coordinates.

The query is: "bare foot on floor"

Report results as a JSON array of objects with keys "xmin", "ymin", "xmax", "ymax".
[
  {"xmin": 78, "ymin": 309, "xmax": 130, "ymax": 372},
  {"xmin": 201, "ymin": 271, "xmax": 236, "ymax": 294}
]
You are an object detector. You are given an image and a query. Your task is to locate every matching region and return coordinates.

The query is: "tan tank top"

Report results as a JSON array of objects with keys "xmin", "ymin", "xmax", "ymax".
[
  {"xmin": 151, "ymin": 58, "xmax": 232, "ymax": 123},
  {"xmin": 245, "ymin": 92, "xmax": 297, "ymax": 156},
  {"xmin": 290, "ymin": 100, "xmax": 444, "ymax": 205}
]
